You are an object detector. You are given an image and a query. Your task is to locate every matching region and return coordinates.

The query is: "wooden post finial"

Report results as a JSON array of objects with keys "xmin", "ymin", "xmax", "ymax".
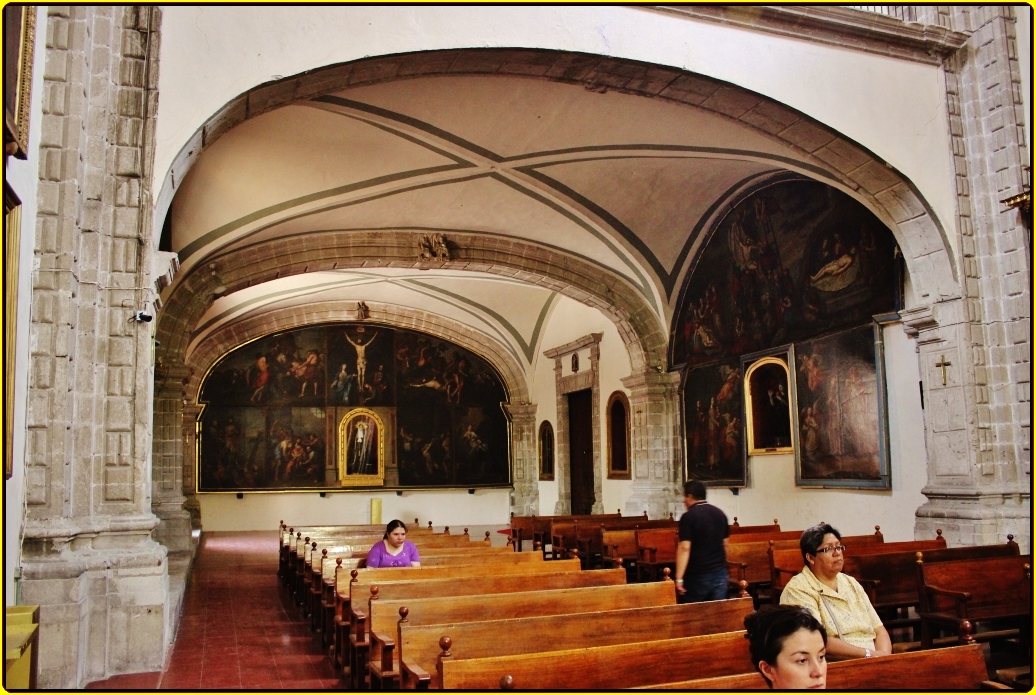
[
  {"xmin": 371, "ymin": 585, "xmax": 380, "ymax": 599},
  {"xmin": 415, "ymin": 517, "xmax": 420, "ymax": 525},
  {"xmin": 336, "ymin": 558, "xmax": 342, "ymax": 566},
  {"xmin": 322, "ymin": 549, "xmax": 327, "ymax": 557},
  {"xmin": 935, "ymin": 529, "xmax": 943, "ymax": 537},
  {"xmin": 351, "ymin": 569, "xmax": 359, "ymax": 581},
  {"xmin": 500, "ymin": 675, "xmax": 516, "ymax": 690},
  {"xmin": 662, "ymin": 567, "xmax": 672, "ymax": 581},
  {"xmin": 428, "ymin": 521, "xmax": 433, "ymax": 530},
  {"xmin": 439, "ymin": 636, "xmax": 452, "ymax": 657},
  {"xmin": 484, "ymin": 531, "xmax": 491, "ymax": 541},
  {"xmin": 399, "ymin": 606, "xmax": 409, "ymax": 623}
]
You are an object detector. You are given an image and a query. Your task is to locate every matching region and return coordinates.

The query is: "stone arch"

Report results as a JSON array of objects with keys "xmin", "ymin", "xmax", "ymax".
[
  {"xmin": 184, "ymin": 301, "xmax": 530, "ymax": 406},
  {"xmin": 157, "ymin": 48, "xmax": 960, "ymax": 313}
]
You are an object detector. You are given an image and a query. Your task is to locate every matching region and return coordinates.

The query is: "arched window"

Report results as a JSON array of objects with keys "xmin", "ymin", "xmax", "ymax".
[
  {"xmin": 607, "ymin": 391, "xmax": 630, "ymax": 479},
  {"xmin": 538, "ymin": 421, "xmax": 554, "ymax": 481}
]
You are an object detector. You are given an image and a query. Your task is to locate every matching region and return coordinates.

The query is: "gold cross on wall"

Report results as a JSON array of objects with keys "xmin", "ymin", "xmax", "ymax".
[{"xmin": 935, "ymin": 355, "xmax": 952, "ymax": 386}]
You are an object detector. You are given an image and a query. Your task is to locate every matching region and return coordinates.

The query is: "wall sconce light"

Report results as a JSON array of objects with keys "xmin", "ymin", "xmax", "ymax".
[{"xmin": 236, "ymin": 493, "xmax": 244, "ymax": 499}]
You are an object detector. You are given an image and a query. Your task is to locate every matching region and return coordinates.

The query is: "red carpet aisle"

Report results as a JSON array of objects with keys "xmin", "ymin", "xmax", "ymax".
[{"xmin": 86, "ymin": 531, "xmax": 337, "ymax": 690}]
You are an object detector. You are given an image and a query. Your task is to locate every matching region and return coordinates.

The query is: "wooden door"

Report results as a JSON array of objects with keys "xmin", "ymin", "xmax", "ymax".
[{"xmin": 567, "ymin": 389, "xmax": 594, "ymax": 515}]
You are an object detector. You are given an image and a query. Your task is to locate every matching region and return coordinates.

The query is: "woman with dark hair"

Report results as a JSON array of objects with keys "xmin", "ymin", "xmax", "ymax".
[
  {"xmin": 780, "ymin": 523, "xmax": 891, "ymax": 659},
  {"xmin": 365, "ymin": 519, "xmax": 422, "ymax": 568},
  {"xmin": 745, "ymin": 605, "xmax": 827, "ymax": 689}
]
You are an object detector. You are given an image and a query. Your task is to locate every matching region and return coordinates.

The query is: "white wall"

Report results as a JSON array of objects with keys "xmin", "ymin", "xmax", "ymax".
[
  {"xmin": 534, "ymin": 296, "xmax": 635, "ymax": 515},
  {"xmin": 199, "ymin": 488, "xmax": 511, "ymax": 531},
  {"xmin": 704, "ymin": 323, "xmax": 928, "ymax": 542},
  {"xmin": 154, "ymin": 6, "xmax": 957, "ymax": 255},
  {"xmin": 6, "ymin": 6, "xmax": 48, "ymax": 603}
]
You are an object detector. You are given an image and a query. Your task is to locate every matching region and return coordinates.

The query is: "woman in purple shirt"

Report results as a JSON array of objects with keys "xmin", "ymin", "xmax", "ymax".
[{"xmin": 365, "ymin": 519, "xmax": 422, "ymax": 568}]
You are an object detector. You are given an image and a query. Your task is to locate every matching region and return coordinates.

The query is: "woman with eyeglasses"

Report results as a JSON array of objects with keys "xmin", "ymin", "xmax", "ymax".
[{"xmin": 779, "ymin": 523, "xmax": 891, "ymax": 660}]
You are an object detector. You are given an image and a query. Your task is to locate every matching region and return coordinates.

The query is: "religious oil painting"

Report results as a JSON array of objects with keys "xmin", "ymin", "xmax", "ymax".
[
  {"xmin": 743, "ymin": 351, "xmax": 794, "ymax": 455},
  {"xmin": 671, "ymin": 178, "xmax": 899, "ymax": 369},
  {"xmin": 338, "ymin": 408, "xmax": 384, "ymax": 486},
  {"xmin": 794, "ymin": 323, "xmax": 890, "ymax": 489},
  {"xmin": 683, "ymin": 359, "xmax": 746, "ymax": 487},
  {"xmin": 196, "ymin": 323, "xmax": 510, "ymax": 492}
]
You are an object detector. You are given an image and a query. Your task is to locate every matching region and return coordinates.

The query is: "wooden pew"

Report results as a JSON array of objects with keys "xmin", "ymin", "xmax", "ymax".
[
  {"xmin": 400, "ymin": 597, "xmax": 754, "ymax": 689},
  {"xmin": 637, "ymin": 642, "xmax": 1006, "ymax": 690},
  {"xmin": 635, "ymin": 527, "xmax": 680, "ymax": 581},
  {"xmin": 729, "ymin": 518, "xmax": 780, "ymax": 535},
  {"xmin": 363, "ymin": 569, "xmax": 628, "ymax": 688},
  {"xmin": 916, "ymin": 553, "xmax": 1032, "ymax": 650},
  {"xmin": 509, "ymin": 512, "xmax": 624, "ymax": 554},
  {"xmin": 575, "ymin": 519, "xmax": 677, "ymax": 569},
  {"xmin": 336, "ymin": 558, "xmax": 579, "ymax": 681},
  {"xmin": 440, "ymin": 630, "xmax": 752, "ymax": 690},
  {"xmin": 367, "ymin": 582, "xmax": 676, "ymax": 689},
  {"xmin": 770, "ymin": 535, "xmax": 1020, "ymax": 640}
]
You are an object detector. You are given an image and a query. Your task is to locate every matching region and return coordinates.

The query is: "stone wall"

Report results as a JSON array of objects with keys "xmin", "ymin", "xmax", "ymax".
[{"xmin": 20, "ymin": 7, "xmax": 169, "ymax": 687}]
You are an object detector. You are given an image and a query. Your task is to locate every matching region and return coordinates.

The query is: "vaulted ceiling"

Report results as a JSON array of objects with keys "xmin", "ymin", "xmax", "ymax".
[{"xmin": 168, "ymin": 71, "xmax": 841, "ymax": 374}]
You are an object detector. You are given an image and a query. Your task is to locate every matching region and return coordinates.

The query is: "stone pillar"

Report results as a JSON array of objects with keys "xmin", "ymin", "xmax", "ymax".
[
  {"xmin": 151, "ymin": 361, "xmax": 192, "ymax": 552},
  {"xmin": 621, "ymin": 370, "xmax": 683, "ymax": 520},
  {"xmin": 181, "ymin": 403, "xmax": 203, "ymax": 529},
  {"xmin": 908, "ymin": 6, "xmax": 1030, "ymax": 551},
  {"xmin": 503, "ymin": 403, "xmax": 539, "ymax": 516},
  {"xmin": 19, "ymin": 8, "xmax": 168, "ymax": 687}
]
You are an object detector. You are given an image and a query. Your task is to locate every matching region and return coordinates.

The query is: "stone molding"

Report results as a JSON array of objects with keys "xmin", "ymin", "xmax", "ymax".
[
  {"xmin": 654, "ymin": 5, "xmax": 969, "ymax": 65},
  {"xmin": 503, "ymin": 402, "xmax": 539, "ymax": 516},
  {"xmin": 544, "ymin": 333, "xmax": 604, "ymax": 514}
]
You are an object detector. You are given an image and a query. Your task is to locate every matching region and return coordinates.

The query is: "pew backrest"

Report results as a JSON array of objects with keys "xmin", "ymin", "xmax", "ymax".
[
  {"xmin": 439, "ymin": 630, "xmax": 752, "ymax": 690},
  {"xmin": 637, "ymin": 643, "xmax": 993, "ymax": 690},
  {"xmin": 916, "ymin": 554, "xmax": 1032, "ymax": 617},
  {"xmin": 402, "ymin": 597, "xmax": 754, "ymax": 688}
]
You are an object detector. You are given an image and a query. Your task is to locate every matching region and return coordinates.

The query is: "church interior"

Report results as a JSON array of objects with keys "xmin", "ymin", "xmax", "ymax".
[{"xmin": 2, "ymin": 5, "xmax": 1031, "ymax": 688}]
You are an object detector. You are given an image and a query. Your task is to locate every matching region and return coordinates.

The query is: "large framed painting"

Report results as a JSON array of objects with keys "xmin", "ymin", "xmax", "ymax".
[
  {"xmin": 682, "ymin": 359, "xmax": 746, "ymax": 487},
  {"xmin": 196, "ymin": 322, "xmax": 510, "ymax": 492},
  {"xmin": 793, "ymin": 322, "xmax": 890, "ymax": 489},
  {"xmin": 671, "ymin": 178, "xmax": 899, "ymax": 370},
  {"xmin": 742, "ymin": 348, "xmax": 794, "ymax": 456},
  {"xmin": 4, "ymin": 5, "xmax": 36, "ymax": 158}
]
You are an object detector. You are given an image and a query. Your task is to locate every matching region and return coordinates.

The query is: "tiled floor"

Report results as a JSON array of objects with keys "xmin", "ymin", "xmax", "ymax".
[{"xmin": 87, "ymin": 531, "xmax": 337, "ymax": 690}]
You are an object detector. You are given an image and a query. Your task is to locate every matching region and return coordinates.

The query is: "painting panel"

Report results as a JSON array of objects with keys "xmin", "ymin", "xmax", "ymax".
[
  {"xmin": 794, "ymin": 323, "xmax": 890, "ymax": 489},
  {"xmin": 671, "ymin": 179, "xmax": 899, "ymax": 368},
  {"xmin": 454, "ymin": 406, "xmax": 509, "ymax": 485},
  {"xmin": 327, "ymin": 324, "xmax": 395, "ymax": 407},
  {"xmin": 743, "ymin": 351, "xmax": 794, "ymax": 455},
  {"xmin": 683, "ymin": 359, "xmax": 746, "ymax": 487},
  {"xmin": 201, "ymin": 327, "xmax": 328, "ymax": 407},
  {"xmin": 396, "ymin": 405, "xmax": 454, "ymax": 486},
  {"xmin": 198, "ymin": 406, "xmax": 327, "ymax": 491}
]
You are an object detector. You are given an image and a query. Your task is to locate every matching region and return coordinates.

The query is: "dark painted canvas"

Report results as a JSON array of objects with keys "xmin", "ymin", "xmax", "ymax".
[
  {"xmin": 671, "ymin": 179, "xmax": 898, "ymax": 369},
  {"xmin": 794, "ymin": 323, "xmax": 890, "ymax": 488},
  {"xmin": 197, "ymin": 323, "xmax": 509, "ymax": 492},
  {"xmin": 683, "ymin": 359, "xmax": 746, "ymax": 487}
]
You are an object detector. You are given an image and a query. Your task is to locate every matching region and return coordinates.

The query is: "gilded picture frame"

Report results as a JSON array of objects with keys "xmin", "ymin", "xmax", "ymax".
[
  {"xmin": 338, "ymin": 408, "xmax": 385, "ymax": 487},
  {"xmin": 742, "ymin": 351, "xmax": 795, "ymax": 456},
  {"xmin": 4, "ymin": 182, "xmax": 21, "ymax": 478},
  {"xmin": 4, "ymin": 5, "xmax": 37, "ymax": 159}
]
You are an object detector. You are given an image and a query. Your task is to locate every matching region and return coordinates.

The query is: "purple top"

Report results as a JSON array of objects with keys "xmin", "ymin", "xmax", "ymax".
[{"xmin": 365, "ymin": 539, "xmax": 421, "ymax": 568}]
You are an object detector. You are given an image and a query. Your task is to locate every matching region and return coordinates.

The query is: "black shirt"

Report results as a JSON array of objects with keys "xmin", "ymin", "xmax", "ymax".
[{"xmin": 678, "ymin": 501, "xmax": 729, "ymax": 574}]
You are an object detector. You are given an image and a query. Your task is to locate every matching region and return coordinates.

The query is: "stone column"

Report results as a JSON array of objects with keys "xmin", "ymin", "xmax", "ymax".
[
  {"xmin": 908, "ymin": 6, "xmax": 1031, "ymax": 551},
  {"xmin": 181, "ymin": 402, "xmax": 204, "ymax": 529},
  {"xmin": 503, "ymin": 403, "xmax": 539, "ymax": 516},
  {"xmin": 19, "ymin": 8, "xmax": 168, "ymax": 687},
  {"xmin": 621, "ymin": 369, "xmax": 683, "ymax": 520},
  {"xmin": 151, "ymin": 361, "xmax": 192, "ymax": 552}
]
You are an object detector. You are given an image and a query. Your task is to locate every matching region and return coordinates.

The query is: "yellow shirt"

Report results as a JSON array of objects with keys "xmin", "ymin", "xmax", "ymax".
[{"xmin": 779, "ymin": 565, "xmax": 882, "ymax": 650}]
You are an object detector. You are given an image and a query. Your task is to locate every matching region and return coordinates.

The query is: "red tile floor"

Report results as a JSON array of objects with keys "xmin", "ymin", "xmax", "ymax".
[{"xmin": 87, "ymin": 531, "xmax": 337, "ymax": 690}]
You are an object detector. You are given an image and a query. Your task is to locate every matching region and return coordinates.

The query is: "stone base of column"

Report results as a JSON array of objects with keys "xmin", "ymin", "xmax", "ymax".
[
  {"xmin": 19, "ymin": 527, "xmax": 169, "ymax": 688},
  {"xmin": 153, "ymin": 498, "xmax": 193, "ymax": 553},
  {"xmin": 553, "ymin": 499, "xmax": 571, "ymax": 514},
  {"xmin": 625, "ymin": 485, "xmax": 682, "ymax": 520},
  {"xmin": 184, "ymin": 494, "xmax": 202, "ymax": 529},
  {"xmin": 915, "ymin": 490, "xmax": 1031, "ymax": 552},
  {"xmin": 509, "ymin": 483, "xmax": 539, "ymax": 517}
]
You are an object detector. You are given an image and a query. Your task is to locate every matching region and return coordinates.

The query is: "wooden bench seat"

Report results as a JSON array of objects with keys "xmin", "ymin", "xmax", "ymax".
[
  {"xmin": 509, "ymin": 512, "xmax": 624, "ymax": 554},
  {"xmin": 335, "ymin": 558, "xmax": 579, "ymax": 681},
  {"xmin": 400, "ymin": 596, "xmax": 754, "ymax": 689},
  {"xmin": 361, "ymin": 568, "xmax": 628, "ymax": 688},
  {"xmin": 365, "ymin": 581, "xmax": 675, "ymax": 689},
  {"xmin": 574, "ymin": 519, "xmax": 677, "ymax": 569},
  {"xmin": 917, "ymin": 553, "xmax": 1032, "ymax": 650},
  {"xmin": 635, "ymin": 527, "xmax": 680, "ymax": 581},
  {"xmin": 637, "ymin": 642, "xmax": 1006, "ymax": 690},
  {"xmin": 439, "ymin": 630, "xmax": 752, "ymax": 690}
]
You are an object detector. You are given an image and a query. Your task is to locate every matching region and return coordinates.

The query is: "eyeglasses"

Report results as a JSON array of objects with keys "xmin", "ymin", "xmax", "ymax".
[{"xmin": 814, "ymin": 545, "xmax": 846, "ymax": 555}]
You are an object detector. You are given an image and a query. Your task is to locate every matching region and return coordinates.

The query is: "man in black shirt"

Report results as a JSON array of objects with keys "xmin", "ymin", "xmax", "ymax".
[{"xmin": 674, "ymin": 480, "xmax": 729, "ymax": 603}]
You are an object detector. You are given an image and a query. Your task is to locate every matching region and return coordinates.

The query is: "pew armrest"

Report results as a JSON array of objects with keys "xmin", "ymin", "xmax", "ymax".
[
  {"xmin": 402, "ymin": 656, "xmax": 432, "ymax": 690},
  {"xmin": 369, "ymin": 628, "xmax": 395, "ymax": 672},
  {"xmin": 351, "ymin": 609, "xmax": 368, "ymax": 645},
  {"xmin": 857, "ymin": 578, "xmax": 880, "ymax": 605},
  {"xmin": 981, "ymin": 680, "xmax": 1014, "ymax": 690},
  {"xmin": 923, "ymin": 584, "xmax": 972, "ymax": 616}
]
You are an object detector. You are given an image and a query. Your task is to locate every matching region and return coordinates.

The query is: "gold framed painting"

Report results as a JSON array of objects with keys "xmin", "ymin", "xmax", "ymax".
[
  {"xmin": 338, "ymin": 408, "xmax": 385, "ymax": 486},
  {"xmin": 742, "ymin": 351, "xmax": 794, "ymax": 456},
  {"xmin": 4, "ymin": 5, "xmax": 37, "ymax": 159},
  {"xmin": 4, "ymin": 182, "xmax": 21, "ymax": 478}
]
